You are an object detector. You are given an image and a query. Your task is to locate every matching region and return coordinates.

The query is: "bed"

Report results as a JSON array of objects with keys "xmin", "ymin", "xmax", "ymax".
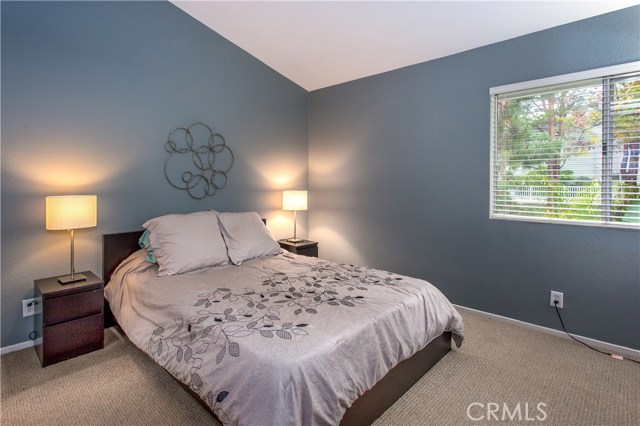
[{"xmin": 103, "ymin": 225, "xmax": 463, "ymax": 426}]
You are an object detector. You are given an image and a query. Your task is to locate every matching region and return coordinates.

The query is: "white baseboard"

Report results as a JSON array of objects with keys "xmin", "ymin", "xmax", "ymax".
[
  {"xmin": 0, "ymin": 339, "xmax": 35, "ymax": 355},
  {"xmin": 455, "ymin": 304, "xmax": 640, "ymax": 359}
]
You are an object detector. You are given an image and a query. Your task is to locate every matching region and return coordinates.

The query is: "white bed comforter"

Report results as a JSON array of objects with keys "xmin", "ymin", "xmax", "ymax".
[{"xmin": 105, "ymin": 250, "xmax": 463, "ymax": 426}]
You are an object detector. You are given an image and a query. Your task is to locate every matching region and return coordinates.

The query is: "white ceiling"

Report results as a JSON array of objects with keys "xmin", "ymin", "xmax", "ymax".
[{"xmin": 172, "ymin": 1, "xmax": 640, "ymax": 91}]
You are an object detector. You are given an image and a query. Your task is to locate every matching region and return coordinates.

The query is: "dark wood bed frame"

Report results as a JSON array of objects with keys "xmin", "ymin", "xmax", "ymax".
[{"xmin": 102, "ymin": 231, "xmax": 452, "ymax": 426}]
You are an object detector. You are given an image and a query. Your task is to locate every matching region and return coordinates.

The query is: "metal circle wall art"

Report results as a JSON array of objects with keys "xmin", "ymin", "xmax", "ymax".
[{"xmin": 164, "ymin": 122, "xmax": 234, "ymax": 199}]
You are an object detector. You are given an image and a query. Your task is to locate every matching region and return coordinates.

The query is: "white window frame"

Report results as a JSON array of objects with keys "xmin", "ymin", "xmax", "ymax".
[{"xmin": 489, "ymin": 61, "xmax": 640, "ymax": 229}]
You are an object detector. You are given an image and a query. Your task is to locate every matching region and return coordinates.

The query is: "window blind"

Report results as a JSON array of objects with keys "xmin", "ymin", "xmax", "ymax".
[{"xmin": 490, "ymin": 64, "xmax": 640, "ymax": 228}]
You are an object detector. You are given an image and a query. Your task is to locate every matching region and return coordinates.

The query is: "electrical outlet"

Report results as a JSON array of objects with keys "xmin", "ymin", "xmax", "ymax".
[
  {"xmin": 22, "ymin": 298, "xmax": 35, "ymax": 317},
  {"xmin": 550, "ymin": 291, "xmax": 563, "ymax": 309},
  {"xmin": 22, "ymin": 298, "xmax": 41, "ymax": 317}
]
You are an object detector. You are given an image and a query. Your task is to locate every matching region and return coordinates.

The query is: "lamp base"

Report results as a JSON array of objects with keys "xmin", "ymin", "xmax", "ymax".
[
  {"xmin": 286, "ymin": 237, "xmax": 304, "ymax": 243},
  {"xmin": 57, "ymin": 273, "xmax": 87, "ymax": 284}
]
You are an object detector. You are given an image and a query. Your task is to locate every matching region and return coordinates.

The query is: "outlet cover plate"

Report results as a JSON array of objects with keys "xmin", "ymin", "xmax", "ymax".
[
  {"xmin": 22, "ymin": 299, "xmax": 35, "ymax": 317},
  {"xmin": 550, "ymin": 291, "xmax": 563, "ymax": 309},
  {"xmin": 22, "ymin": 298, "xmax": 41, "ymax": 317}
]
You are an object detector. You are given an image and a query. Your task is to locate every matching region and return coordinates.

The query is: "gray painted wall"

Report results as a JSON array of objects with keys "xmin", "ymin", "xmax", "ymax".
[
  {"xmin": 309, "ymin": 7, "xmax": 640, "ymax": 349},
  {"xmin": 1, "ymin": 1, "xmax": 308, "ymax": 347},
  {"xmin": 2, "ymin": 2, "xmax": 638, "ymax": 351}
]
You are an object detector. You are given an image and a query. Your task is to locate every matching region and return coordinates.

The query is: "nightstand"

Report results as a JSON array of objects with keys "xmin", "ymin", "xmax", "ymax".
[
  {"xmin": 278, "ymin": 239, "xmax": 318, "ymax": 258},
  {"xmin": 34, "ymin": 271, "xmax": 104, "ymax": 367}
]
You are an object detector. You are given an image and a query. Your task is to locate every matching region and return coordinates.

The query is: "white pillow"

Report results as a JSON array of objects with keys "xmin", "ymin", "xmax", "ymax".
[
  {"xmin": 216, "ymin": 211, "xmax": 281, "ymax": 265},
  {"xmin": 143, "ymin": 211, "xmax": 229, "ymax": 276}
]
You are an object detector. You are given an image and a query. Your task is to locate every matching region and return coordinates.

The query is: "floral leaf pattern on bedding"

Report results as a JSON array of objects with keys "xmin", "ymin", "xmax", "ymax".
[
  {"xmin": 149, "ymin": 261, "xmax": 408, "ymax": 364},
  {"xmin": 147, "ymin": 260, "xmax": 409, "ymax": 424},
  {"xmin": 272, "ymin": 258, "xmax": 405, "ymax": 290},
  {"xmin": 148, "ymin": 315, "xmax": 232, "ymax": 422}
]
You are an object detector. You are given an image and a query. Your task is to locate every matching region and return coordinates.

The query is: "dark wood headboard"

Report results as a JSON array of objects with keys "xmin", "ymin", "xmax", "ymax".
[{"xmin": 102, "ymin": 231, "xmax": 144, "ymax": 284}]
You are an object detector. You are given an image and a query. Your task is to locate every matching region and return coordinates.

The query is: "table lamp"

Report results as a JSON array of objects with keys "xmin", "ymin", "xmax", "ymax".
[
  {"xmin": 46, "ymin": 195, "xmax": 97, "ymax": 284},
  {"xmin": 282, "ymin": 190, "xmax": 307, "ymax": 243}
]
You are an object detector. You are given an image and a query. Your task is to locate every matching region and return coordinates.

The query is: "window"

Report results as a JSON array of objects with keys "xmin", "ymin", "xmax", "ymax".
[{"xmin": 490, "ymin": 63, "xmax": 640, "ymax": 228}]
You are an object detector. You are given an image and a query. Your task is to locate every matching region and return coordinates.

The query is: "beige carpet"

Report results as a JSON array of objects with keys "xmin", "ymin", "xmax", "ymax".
[{"xmin": 1, "ymin": 311, "xmax": 638, "ymax": 426}]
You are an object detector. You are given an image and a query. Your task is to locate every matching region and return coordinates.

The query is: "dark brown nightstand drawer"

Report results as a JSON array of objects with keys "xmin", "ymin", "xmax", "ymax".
[
  {"xmin": 296, "ymin": 245, "xmax": 318, "ymax": 257},
  {"xmin": 41, "ymin": 314, "xmax": 104, "ymax": 367},
  {"xmin": 44, "ymin": 289, "xmax": 103, "ymax": 327}
]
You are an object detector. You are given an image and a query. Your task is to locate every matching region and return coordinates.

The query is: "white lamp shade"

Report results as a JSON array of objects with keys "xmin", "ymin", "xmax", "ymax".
[
  {"xmin": 46, "ymin": 195, "xmax": 97, "ymax": 230},
  {"xmin": 283, "ymin": 190, "xmax": 307, "ymax": 211}
]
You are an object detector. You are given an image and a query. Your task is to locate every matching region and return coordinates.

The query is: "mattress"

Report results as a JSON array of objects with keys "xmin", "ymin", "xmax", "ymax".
[{"xmin": 105, "ymin": 249, "xmax": 464, "ymax": 426}]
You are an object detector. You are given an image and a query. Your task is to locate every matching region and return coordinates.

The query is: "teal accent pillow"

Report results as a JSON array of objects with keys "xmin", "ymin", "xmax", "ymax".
[{"xmin": 138, "ymin": 230, "xmax": 158, "ymax": 264}]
